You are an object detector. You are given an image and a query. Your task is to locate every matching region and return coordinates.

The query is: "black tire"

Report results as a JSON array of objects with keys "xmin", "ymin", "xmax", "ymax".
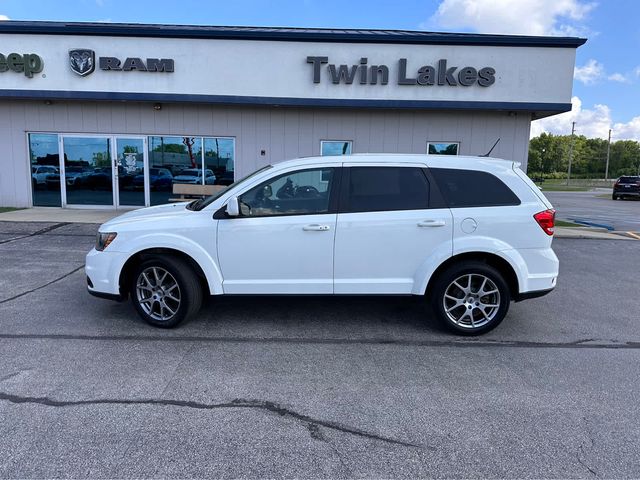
[
  {"xmin": 129, "ymin": 255, "xmax": 203, "ymax": 328},
  {"xmin": 429, "ymin": 261, "xmax": 511, "ymax": 335},
  {"xmin": 612, "ymin": 194, "xmax": 617, "ymax": 200}
]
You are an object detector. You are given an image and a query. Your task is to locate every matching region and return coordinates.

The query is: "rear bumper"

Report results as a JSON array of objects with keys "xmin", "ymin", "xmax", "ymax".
[
  {"xmin": 514, "ymin": 287, "xmax": 554, "ymax": 302},
  {"xmin": 614, "ymin": 190, "xmax": 640, "ymax": 196}
]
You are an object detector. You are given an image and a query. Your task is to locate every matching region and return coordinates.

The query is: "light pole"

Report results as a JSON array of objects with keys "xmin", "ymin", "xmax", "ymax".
[
  {"xmin": 567, "ymin": 121, "xmax": 576, "ymax": 186},
  {"xmin": 605, "ymin": 128, "xmax": 612, "ymax": 181}
]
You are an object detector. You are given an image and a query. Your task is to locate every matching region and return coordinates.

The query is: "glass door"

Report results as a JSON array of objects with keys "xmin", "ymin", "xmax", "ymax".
[
  {"xmin": 62, "ymin": 136, "xmax": 113, "ymax": 206},
  {"xmin": 114, "ymin": 137, "xmax": 147, "ymax": 208}
]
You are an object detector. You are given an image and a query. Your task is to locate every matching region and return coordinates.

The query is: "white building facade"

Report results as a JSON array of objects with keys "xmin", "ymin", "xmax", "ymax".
[{"xmin": 0, "ymin": 21, "xmax": 585, "ymax": 209}]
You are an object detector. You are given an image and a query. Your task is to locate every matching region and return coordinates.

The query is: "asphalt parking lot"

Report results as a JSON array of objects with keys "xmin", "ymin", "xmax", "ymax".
[
  {"xmin": 0, "ymin": 220, "xmax": 639, "ymax": 478},
  {"xmin": 546, "ymin": 190, "xmax": 640, "ymax": 232}
]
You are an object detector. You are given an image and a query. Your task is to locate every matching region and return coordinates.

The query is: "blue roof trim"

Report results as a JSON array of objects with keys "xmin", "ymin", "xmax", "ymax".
[
  {"xmin": 0, "ymin": 21, "xmax": 587, "ymax": 48},
  {"xmin": 0, "ymin": 89, "xmax": 572, "ymax": 114}
]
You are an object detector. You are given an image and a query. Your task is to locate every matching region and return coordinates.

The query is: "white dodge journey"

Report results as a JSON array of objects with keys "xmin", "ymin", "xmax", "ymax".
[{"xmin": 86, "ymin": 154, "xmax": 558, "ymax": 335}]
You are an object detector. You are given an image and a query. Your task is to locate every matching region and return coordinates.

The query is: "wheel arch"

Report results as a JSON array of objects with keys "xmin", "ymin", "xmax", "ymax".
[
  {"xmin": 424, "ymin": 251, "xmax": 520, "ymax": 299},
  {"xmin": 118, "ymin": 248, "xmax": 212, "ymax": 299}
]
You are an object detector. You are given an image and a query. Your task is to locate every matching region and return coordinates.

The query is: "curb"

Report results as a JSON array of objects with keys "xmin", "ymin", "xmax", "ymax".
[{"xmin": 555, "ymin": 227, "xmax": 636, "ymax": 240}]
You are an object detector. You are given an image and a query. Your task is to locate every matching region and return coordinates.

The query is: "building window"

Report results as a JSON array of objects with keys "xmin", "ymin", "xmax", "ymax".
[
  {"xmin": 427, "ymin": 142, "xmax": 459, "ymax": 155},
  {"xmin": 148, "ymin": 136, "xmax": 235, "ymax": 205},
  {"xmin": 321, "ymin": 140, "xmax": 352, "ymax": 156},
  {"xmin": 29, "ymin": 133, "xmax": 62, "ymax": 207}
]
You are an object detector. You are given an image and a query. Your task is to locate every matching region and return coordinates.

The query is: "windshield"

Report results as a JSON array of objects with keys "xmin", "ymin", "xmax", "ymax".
[{"xmin": 187, "ymin": 165, "xmax": 273, "ymax": 211}]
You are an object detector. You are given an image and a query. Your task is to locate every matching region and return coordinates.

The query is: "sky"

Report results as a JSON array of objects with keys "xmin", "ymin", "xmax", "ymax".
[{"xmin": 1, "ymin": 0, "xmax": 638, "ymax": 141}]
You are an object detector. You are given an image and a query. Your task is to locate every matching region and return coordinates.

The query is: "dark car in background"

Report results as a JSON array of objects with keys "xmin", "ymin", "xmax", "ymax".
[
  {"xmin": 612, "ymin": 176, "xmax": 640, "ymax": 200},
  {"xmin": 134, "ymin": 168, "xmax": 173, "ymax": 191}
]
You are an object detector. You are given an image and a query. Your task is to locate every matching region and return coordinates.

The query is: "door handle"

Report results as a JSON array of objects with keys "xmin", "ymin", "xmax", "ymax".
[
  {"xmin": 303, "ymin": 224, "xmax": 331, "ymax": 231},
  {"xmin": 417, "ymin": 220, "xmax": 446, "ymax": 228}
]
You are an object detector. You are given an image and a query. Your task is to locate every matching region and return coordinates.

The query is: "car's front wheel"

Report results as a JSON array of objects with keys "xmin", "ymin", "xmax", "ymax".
[
  {"xmin": 130, "ymin": 255, "xmax": 203, "ymax": 328},
  {"xmin": 430, "ymin": 262, "xmax": 511, "ymax": 335}
]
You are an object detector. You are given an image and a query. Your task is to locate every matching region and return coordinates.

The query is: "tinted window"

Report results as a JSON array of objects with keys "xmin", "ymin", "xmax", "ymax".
[
  {"xmin": 239, "ymin": 168, "xmax": 334, "ymax": 217},
  {"xmin": 345, "ymin": 167, "xmax": 430, "ymax": 213},
  {"xmin": 430, "ymin": 168, "xmax": 520, "ymax": 207},
  {"xmin": 619, "ymin": 176, "xmax": 639, "ymax": 184}
]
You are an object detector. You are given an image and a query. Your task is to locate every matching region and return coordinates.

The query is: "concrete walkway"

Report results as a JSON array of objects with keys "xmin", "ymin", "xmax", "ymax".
[{"xmin": 0, "ymin": 207, "xmax": 126, "ymax": 224}]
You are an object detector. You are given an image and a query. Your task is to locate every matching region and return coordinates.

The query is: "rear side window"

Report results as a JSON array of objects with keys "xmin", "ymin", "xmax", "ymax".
[
  {"xmin": 430, "ymin": 168, "xmax": 520, "ymax": 208},
  {"xmin": 344, "ymin": 167, "xmax": 429, "ymax": 213}
]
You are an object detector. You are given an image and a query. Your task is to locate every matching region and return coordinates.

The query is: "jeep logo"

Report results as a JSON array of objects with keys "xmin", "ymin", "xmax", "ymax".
[{"xmin": 0, "ymin": 53, "xmax": 43, "ymax": 78}]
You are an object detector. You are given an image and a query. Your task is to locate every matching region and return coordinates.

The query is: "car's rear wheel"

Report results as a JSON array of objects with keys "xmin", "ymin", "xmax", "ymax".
[
  {"xmin": 430, "ymin": 262, "xmax": 510, "ymax": 335},
  {"xmin": 130, "ymin": 255, "xmax": 202, "ymax": 328}
]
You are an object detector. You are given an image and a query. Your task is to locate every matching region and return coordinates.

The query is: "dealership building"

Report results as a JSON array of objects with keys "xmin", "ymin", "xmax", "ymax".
[{"xmin": 0, "ymin": 21, "xmax": 585, "ymax": 209}]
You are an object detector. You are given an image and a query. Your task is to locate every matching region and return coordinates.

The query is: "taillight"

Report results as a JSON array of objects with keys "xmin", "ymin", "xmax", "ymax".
[{"xmin": 534, "ymin": 209, "xmax": 555, "ymax": 236}]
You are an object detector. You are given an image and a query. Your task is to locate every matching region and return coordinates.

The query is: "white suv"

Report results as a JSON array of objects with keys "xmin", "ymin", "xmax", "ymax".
[{"xmin": 86, "ymin": 154, "xmax": 558, "ymax": 335}]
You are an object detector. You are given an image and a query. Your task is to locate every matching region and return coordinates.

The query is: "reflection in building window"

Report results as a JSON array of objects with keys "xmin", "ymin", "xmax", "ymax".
[
  {"xmin": 29, "ymin": 133, "xmax": 61, "ymax": 207},
  {"xmin": 321, "ymin": 140, "xmax": 352, "ymax": 156},
  {"xmin": 427, "ymin": 142, "xmax": 459, "ymax": 155},
  {"xmin": 148, "ymin": 136, "xmax": 235, "ymax": 205}
]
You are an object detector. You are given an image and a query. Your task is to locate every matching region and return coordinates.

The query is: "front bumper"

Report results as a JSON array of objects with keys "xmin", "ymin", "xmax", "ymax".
[{"xmin": 85, "ymin": 248, "xmax": 130, "ymax": 298}]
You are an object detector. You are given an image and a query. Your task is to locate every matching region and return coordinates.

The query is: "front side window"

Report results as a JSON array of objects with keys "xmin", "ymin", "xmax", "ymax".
[
  {"xmin": 321, "ymin": 140, "xmax": 352, "ymax": 156},
  {"xmin": 238, "ymin": 168, "xmax": 335, "ymax": 217},
  {"xmin": 428, "ymin": 142, "xmax": 459, "ymax": 155},
  {"xmin": 430, "ymin": 168, "xmax": 521, "ymax": 207},
  {"xmin": 344, "ymin": 167, "xmax": 430, "ymax": 213}
]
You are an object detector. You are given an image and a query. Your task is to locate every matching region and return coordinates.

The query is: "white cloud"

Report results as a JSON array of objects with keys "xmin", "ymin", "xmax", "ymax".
[
  {"xmin": 607, "ymin": 73, "xmax": 630, "ymax": 83},
  {"xmin": 428, "ymin": 0, "xmax": 594, "ymax": 36},
  {"xmin": 0, "ymin": 14, "xmax": 10, "ymax": 20},
  {"xmin": 635, "ymin": 66, "xmax": 640, "ymax": 78},
  {"xmin": 574, "ymin": 59, "xmax": 604, "ymax": 85},
  {"xmin": 531, "ymin": 96, "xmax": 640, "ymax": 141}
]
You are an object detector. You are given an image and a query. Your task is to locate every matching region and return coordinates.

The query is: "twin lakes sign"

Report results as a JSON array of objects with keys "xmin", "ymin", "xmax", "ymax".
[
  {"xmin": 68, "ymin": 49, "xmax": 174, "ymax": 76},
  {"xmin": 307, "ymin": 56, "xmax": 496, "ymax": 87}
]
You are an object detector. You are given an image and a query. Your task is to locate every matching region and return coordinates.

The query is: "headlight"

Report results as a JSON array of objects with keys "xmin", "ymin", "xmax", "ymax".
[{"xmin": 96, "ymin": 232, "xmax": 117, "ymax": 251}]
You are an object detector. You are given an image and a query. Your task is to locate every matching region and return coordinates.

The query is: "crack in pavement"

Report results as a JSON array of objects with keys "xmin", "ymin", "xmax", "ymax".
[
  {"xmin": 576, "ymin": 415, "xmax": 598, "ymax": 477},
  {"xmin": 0, "ymin": 265, "xmax": 84, "ymax": 305},
  {"xmin": 0, "ymin": 333, "xmax": 638, "ymax": 350},
  {"xmin": 577, "ymin": 443, "xmax": 597, "ymax": 477},
  {"xmin": 0, "ymin": 222, "xmax": 71, "ymax": 245},
  {"xmin": 0, "ymin": 391, "xmax": 424, "ymax": 450},
  {"xmin": 0, "ymin": 371, "xmax": 30, "ymax": 383}
]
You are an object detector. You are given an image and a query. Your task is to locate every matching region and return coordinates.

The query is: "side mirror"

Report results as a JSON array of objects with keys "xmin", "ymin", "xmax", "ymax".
[{"xmin": 226, "ymin": 196, "xmax": 240, "ymax": 217}]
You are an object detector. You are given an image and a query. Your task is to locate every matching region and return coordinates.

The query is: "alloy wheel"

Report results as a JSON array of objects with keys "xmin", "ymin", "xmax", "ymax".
[
  {"xmin": 442, "ymin": 273, "xmax": 501, "ymax": 329},
  {"xmin": 135, "ymin": 266, "xmax": 182, "ymax": 322}
]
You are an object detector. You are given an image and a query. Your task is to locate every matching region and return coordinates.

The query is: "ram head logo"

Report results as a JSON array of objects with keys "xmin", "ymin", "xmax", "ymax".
[{"xmin": 69, "ymin": 49, "xmax": 95, "ymax": 76}]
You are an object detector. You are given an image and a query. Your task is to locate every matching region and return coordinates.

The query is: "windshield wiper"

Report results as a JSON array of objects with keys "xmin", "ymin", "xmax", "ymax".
[{"xmin": 186, "ymin": 199, "xmax": 202, "ymax": 211}]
